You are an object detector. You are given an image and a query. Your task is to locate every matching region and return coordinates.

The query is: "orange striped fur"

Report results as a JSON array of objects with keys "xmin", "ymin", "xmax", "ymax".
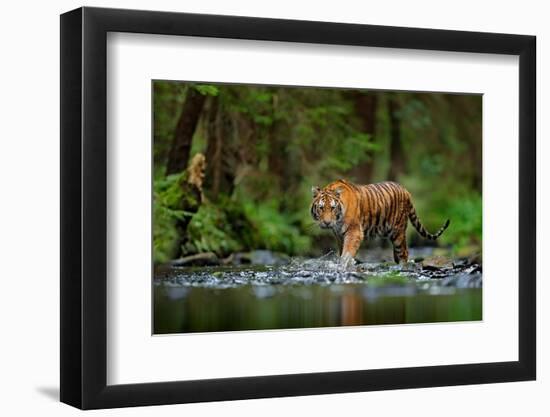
[{"xmin": 311, "ymin": 179, "xmax": 450, "ymax": 263}]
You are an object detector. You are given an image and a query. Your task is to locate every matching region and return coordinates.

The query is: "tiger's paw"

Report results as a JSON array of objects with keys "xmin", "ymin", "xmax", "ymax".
[{"xmin": 340, "ymin": 253, "xmax": 356, "ymax": 268}]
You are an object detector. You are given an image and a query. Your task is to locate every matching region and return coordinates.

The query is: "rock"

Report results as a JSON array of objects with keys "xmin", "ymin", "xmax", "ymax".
[
  {"xmin": 400, "ymin": 261, "xmax": 422, "ymax": 273},
  {"xmin": 465, "ymin": 264, "xmax": 482, "ymax": 274},
  {"xmin": 422, "ymin": 256, "xmax": 454, "ymax": 269},
  {"xmin": 452, "ymin": 258, "xmax": 469, "ymax": 268}
]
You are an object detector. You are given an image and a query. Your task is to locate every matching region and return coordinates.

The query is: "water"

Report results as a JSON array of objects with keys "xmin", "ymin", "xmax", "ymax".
[{"xmin": 154, "ymin": 253, "xmax": 482, "ymax": 334}]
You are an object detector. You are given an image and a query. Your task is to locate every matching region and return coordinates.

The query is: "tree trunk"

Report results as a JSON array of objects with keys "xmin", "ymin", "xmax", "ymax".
[
  {"xmin": 267, "ymin": 92, "xmax": 294, "ymax": 196},
  {"xmin": 205, "ymin": 97, "xmax": 236, "ymax": 198},
  {"xmin": 268, "ymin": 122, "xmax": 287, "ymax": 185},
  {"xmin": 350, "ymin": 92, "xmax": 378, "ymax": 183},
  {"xmin": 166, "ymin": 88, "xmax": 206, "ymax": 175},
  {"xmin": 387, "ymin": 96, "xmax": 405, "ymax": 181}
]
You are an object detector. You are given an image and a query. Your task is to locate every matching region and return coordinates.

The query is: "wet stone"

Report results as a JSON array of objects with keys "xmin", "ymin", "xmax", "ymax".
[
  {"xmin": 422, "ymin": 256, "xmax": 454, "ymax": 269},
  {"xmin": 452, "ymin": 258, "xmax": 469, "ymax": 268},
  {"xmin": 465, "ymin": 264, "xmax": 482, "ymax": 274}
]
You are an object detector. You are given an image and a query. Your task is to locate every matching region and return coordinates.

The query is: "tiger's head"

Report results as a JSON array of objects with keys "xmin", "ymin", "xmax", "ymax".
[{"xmin": 310, "ymin": 186, "xmax": 344, "ymax": 230}]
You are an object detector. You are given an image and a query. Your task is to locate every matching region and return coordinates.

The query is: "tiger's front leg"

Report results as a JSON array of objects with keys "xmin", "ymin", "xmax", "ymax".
[
  {"xmin": 332, "ymin": 231, "xmax": 343, "ymax": 258},
  {"xmin": 341, "ymin": 226, "xmax": 363, "ymax": 266}
]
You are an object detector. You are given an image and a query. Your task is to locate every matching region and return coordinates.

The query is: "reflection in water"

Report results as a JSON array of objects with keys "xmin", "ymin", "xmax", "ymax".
[{"xmin": 154, "ymin": 282, "xmax": 482, "ymax": 334}]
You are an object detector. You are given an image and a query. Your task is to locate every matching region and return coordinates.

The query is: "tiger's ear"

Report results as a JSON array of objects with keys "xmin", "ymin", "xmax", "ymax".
[
  {"xmin": 334, "ymin": 186, "xmax": 344, "ymax": 197},
  {"xmin": 311, "ymin": 186, "xmax": 321, "ymax": 197}
]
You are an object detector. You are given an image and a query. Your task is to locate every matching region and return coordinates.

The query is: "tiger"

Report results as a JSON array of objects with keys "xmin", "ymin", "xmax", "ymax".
[{"xmin": 310, "ymin": 179, "xmax": 450, "ymax": 264}]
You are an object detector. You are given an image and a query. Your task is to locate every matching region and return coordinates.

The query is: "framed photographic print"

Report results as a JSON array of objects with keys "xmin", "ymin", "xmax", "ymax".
[{"xmin": 60, "ymin": 6, "xmax": 536, "ymax": 409}]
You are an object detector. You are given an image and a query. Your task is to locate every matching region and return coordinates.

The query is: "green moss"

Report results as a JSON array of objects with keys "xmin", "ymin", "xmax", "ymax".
[{"xmin": 153, "ymin": 172, "xmax": 200, "ymax": 263}]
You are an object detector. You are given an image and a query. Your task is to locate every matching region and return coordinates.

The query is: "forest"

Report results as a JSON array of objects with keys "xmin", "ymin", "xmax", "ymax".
[{"xmin": 152, "ymin": 81, "xmax": 482, "ymax": 265}]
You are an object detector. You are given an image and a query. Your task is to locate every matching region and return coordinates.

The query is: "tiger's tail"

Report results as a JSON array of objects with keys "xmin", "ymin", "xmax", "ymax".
[{"xmin": 408, "ymin": 207, "xmax": 450, "ymax": 240}]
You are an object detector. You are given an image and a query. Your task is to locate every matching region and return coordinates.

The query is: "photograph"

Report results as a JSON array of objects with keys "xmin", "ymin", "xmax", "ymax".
[{"xmin": 152, "ymin": 81, "xmax": 483, "ymax": 334}]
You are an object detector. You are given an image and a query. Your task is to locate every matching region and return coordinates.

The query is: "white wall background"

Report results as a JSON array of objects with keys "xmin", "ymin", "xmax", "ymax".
[{"xmin": 0, "ymin": 0, "xmax": 545, "ymax": 415}]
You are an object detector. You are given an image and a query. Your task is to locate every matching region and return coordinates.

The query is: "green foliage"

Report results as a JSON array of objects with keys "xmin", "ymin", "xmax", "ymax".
[
  {"xmin": 400, "ymin": 170, "xmax": 482, "ymax": 255},
  {"xmin": 242, "ymin": 199, "xmax": 311, "ymax": 255},
  {"xmin": 153, "ymin": 82, "xmax": 187, "ymax": 172},
  {"xmin": 319, "ymin": 132, "xmax": 378, "ymax": 172},
  {"xmin": 439, "ymin": 193, "xmax": 482, "ymax": 254},
  {"xmin": 193, "ymin": 84, "xmax": 220, "ymax": 96},
  {"xmin": 183, "ymin": 197, "xmax": 310, "ymax": 257},
  {"xmin": 185, "ymin": 202, "xmax": 244, "ymax": 255},
  {"xmin": 153, "ymin": 173, "xmax": 182, "ymax": 263},
  {"xmin": 155, "ymin": 173, "xmax": 186, "ymax": 208},
  {"xmin": 153, "ymin": 203, "xmax": 181, "ymax": 264}
]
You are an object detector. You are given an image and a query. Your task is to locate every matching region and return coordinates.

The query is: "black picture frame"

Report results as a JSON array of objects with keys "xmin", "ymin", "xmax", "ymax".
[{"xmin": 60, "ymin": 6, "xmax": 536, "ymax": 410}]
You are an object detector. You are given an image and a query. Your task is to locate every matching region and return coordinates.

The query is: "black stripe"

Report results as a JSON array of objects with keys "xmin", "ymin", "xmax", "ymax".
[
  {"xmin": 371, "ymin": 184, "xmax": 382, "ymax": 228},
  {"xmin": 388, "ymin": 183, "xmax": 401, "ymax": 225},
  {"xmin": 384, "ymin": 184, "xmax": 397, "ymax": 225},
  {"xmin": 372, "ymin": 185, "xmax": 383, "ymax": 228},
  {"xmin": 365, "ymin": 185, "xmax": 374, "ymax": 228},
  {"xmin": 377, "ymin": 185, "xmax": 390, "ymax": 227},
  {"xmin": 339, "ymin": 179, "xmax": 360, "ymax": 194},
  {"xmin": 387, "ymin": 187, "xmax": 397, "ymax": 227}
]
